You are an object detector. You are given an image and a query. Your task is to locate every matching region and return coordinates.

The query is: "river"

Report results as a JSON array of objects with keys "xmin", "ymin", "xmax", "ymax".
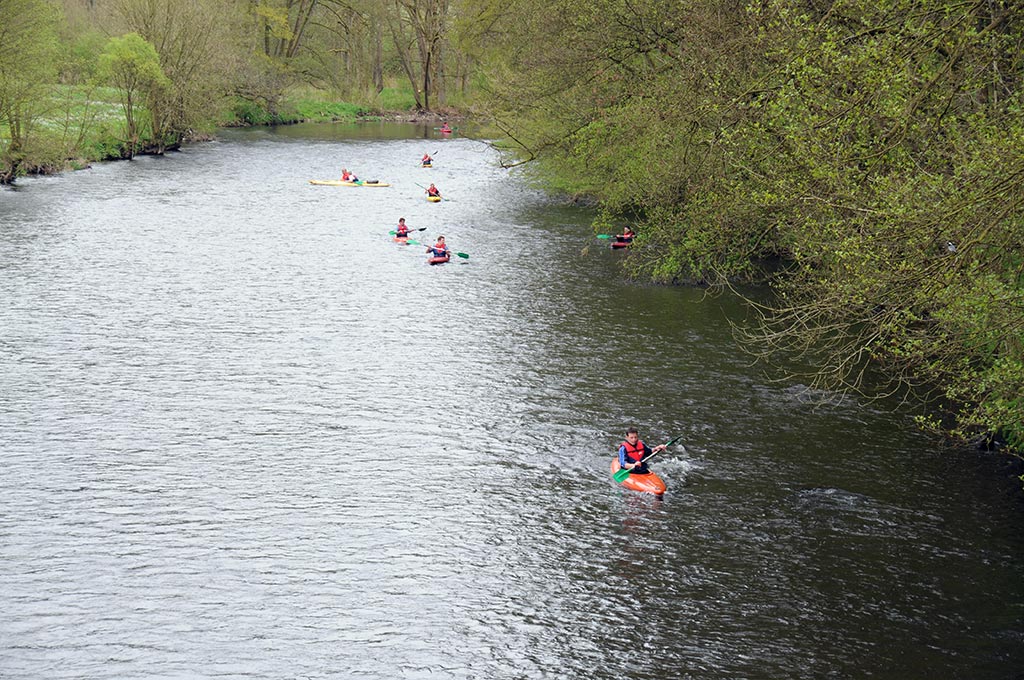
[{"xmin": 1, "ymin": 122, "xmax": 1022, "ymax": 679}]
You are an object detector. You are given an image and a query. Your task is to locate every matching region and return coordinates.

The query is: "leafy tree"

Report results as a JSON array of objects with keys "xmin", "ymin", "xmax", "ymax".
[
  {"xmin": 0, "ymin": 0, "xmax": 60, "ymax": 174},
  {"xmin": 115, "ymin": 0, "xmax": 240, "ymax": 150},
  {"xmin": 474, "ymin": 0, "xmax": 1024, "ymax": 453},
  {"xmin": 98, "ymin": 32, "xmax": 169, "ymax": 158}
]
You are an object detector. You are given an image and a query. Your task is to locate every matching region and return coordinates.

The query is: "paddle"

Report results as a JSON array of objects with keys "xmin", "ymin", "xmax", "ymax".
[
  {"xmin": 417, "ymin": 182, "xmax": 448, "ymax": 201},
  {"xmin": 424, "ymin": 246, "xmax": 469, "ymax": 260},
  {"xmin": 390, "ymin": 227, "xmax": 427, "ymax": 234},
  {"xmin": 613, "ymin": 435, "xmax": 685, "ymax": 483},
  {"xmin": 597, "ymin": 234, "xmax": 634, "ymax": 240}
]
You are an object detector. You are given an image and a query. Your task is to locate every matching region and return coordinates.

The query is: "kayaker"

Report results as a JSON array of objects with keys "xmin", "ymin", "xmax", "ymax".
[
  {"xmin": 425, "ymin": 183, "xmax": 442, "ymax": 199},
  {"xmin": 340, "ymin": 168, "xmax": 351, "ymax": 181},
  {"xmin": 422, "ymin": 153, "xmax": 432, "ymax": 166},
  {"xmin": 439, "ymin": 123, "xmax": 452, "ymax": 133},
  {"xmin": 616, "ymin": 226, "xmax": 636, "ymax": 243},
  {"xmin": 426, "ymin": 235, "xmax": 450, "ymax": 259},
  {"xmin": 618, "ymin": 427, "xmax": 667, "ymax": 475},
  {"xmin": 395, "ymin": 217, "xmax": 410, "ymax": 238}
]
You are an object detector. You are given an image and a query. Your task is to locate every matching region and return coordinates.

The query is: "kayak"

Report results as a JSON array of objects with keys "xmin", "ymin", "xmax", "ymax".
[
  {"xmin": 428, "ymin": 254, "xmax": 450, "ymax": 265},
  {"xmin": 610, "ymin": 458, "xmax": 666, "ymax": 496},
  {"xmin": 611, "ymin": 238, "xmax": 633, "ymax": 249},
  {"xmin": 393, "ymin": 236, "xmax": 410, "ymax": 244},
  {"xmin": 309, "ymin": 180, "xmax": 391, "ymax": 187},
  {"xmin": 422, "ymin": 163, "xmax": 432, "ymax": 168},
  {"xmin": 427, "ymin": 195, "xmax": 442, "ymax": 202}
]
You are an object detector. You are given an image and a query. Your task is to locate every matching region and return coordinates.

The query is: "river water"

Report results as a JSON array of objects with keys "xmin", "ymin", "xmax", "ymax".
[{"xmin": 1, "ymin": 123, "xmax": 1022, "ymax": 679}]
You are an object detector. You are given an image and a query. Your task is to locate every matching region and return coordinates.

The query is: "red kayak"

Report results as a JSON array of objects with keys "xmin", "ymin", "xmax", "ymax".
[
  {"xmin": 611, "ymin": 238, "xmax": 633, "ymax": 249},
  {"xmin": 393, "ymin": 235, "xmax": 409, "ymax": 244},
  {"xmin": 428, "ymin": 254, "xmax": 450, "ymax": 265},
  {"xmin": 610, "ymin": 458, "xmax": 666, "ymax": 496}
]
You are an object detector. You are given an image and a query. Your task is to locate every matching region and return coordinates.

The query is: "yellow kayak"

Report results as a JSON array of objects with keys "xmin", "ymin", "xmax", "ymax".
[{"xmin": 309, "ymin": 180, "xmax": 391, "ymax": 187}]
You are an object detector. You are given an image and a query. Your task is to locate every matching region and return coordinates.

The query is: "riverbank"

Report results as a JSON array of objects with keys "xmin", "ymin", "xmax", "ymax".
[{"xmin": 1, "ymin": 94, "xmax": 467, "ymax": 185}]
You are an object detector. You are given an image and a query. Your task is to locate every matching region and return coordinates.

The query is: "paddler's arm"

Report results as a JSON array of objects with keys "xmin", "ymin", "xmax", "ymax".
[{"xmin": 619, "ymin": 445, "xmax": 636, "ymax": 470}]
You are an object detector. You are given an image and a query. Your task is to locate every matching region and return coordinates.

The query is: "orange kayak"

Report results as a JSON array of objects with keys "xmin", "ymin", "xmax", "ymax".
[{"xmin": 610, "ymin": 458, "xmax": 666, "ymax": 496}]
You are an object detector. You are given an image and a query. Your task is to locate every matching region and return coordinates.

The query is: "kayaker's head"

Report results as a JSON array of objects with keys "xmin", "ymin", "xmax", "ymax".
[
  {"xmin": 398, "ymin": 217, "xmax": 405, "ymax": 224},
  {"xmin": 436, "ymin": 235, "xmax": 445, "ymax": 243},
  {"xmin": 625, "ymin": 427, "xmax": 640, "ymax": 445}
]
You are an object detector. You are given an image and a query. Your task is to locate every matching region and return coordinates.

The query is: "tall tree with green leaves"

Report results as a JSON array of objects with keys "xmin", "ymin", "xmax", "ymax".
[
  {"xmin": 473, "ymin": 0, "xmax": 1024, "ymax": 454},
  {"xmin": 0, "ymin": 0, "xmax": 60, "ymax": 176},
  {"xmin": 115, "ymin": 0, "xmax": 240, "ymax": 150},
  {"xmin": 98, "ymin": 32, "xmax": 169, "ymax": 158}
]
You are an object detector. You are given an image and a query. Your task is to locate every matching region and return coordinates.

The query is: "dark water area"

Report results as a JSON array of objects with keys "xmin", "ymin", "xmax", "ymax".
[{"xmin": 1, "ymin": 122, "xmax": 1022, "ymax": 679}]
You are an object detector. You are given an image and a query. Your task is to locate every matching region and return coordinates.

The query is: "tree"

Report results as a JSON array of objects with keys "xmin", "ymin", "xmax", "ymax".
[
  {"xmin": 473, "ymin": 0, "xmax": 1024, "ymax": 453},
  {"xmin": 0, "ymin": 0, "xmax": 60, "ymax": 175},
  {"xmin": 388, "ymin": 0, "xmax": 450, "ymax": 110},
  {"xmin": 115, "ymin": 0, "xmax": 241, "ymax": 150},
  {"xmin": 98, "ymin": 32, "xmax": 169, "ymax": 158}
]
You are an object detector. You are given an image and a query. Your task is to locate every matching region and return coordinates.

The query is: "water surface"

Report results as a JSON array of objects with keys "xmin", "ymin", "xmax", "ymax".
[{"xmin": 1, "ymin": 123, "xmax": 1022, "ymax": 679}]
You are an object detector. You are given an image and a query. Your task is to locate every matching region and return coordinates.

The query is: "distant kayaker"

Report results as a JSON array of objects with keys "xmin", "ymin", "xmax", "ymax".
[
  {"xmin": 616, "ymin": 226, "xmax": 636, "ymax": 243},
  {"xmin": 422, "ymin": 153, "xmax": 433, "ymax": 166},
  {"xmin": 618, "ymin": 427, "xmax": 667, "ymax": 475},
  {"xmin": 439, "ymin": 123, "xmax": 452, "ymax": 134},
  {"xmin": 425, "ymin": 183, "xmax": 442, "ymax": 199},
  {"xmin": 426, "ymin": 235, "xmax": 450, "ymax": 259},
  {"xmin": 395, "ymin": 217, "xmax": 410, "ymax": 238},
  {"xmin": 340, "ymin": 168, "xmax": 351, "ymax": 181}
]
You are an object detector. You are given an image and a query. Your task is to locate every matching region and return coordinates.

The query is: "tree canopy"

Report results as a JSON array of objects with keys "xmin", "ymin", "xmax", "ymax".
[{"xmin": 473, "ymin": 0, "xmax": 1024, "ymax": 453}]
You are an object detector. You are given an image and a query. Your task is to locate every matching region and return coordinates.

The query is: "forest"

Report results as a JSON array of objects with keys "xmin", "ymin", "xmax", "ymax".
[{"xmin": 2, "ymin": 0, "xmax": 1021, "ymax": 462}]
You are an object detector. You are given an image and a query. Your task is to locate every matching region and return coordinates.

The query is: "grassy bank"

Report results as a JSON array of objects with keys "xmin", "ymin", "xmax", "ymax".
[{"xmin": 2, "ymin": 82, "xmax": 452, "ymax": 182}]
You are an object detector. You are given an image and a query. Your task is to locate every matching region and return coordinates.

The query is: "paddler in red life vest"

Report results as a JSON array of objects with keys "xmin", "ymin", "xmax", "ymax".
[
  {"xmin": 425, "ymin": 183, "xmax": 442, "ymax": 199},
  {"xmin": 395, "ymin": 217, "xmax": 410, "ymax": 238},
  {"xmin": 439, "ymin": 123, "xmax": 452, "ymax": 133},
  {"xmin": 340, "ymin": 168, "xmax": 351, "ymax": 181},
  {"xmin": 422, "ymin": 153, "xmax": 432, "ymax": 166},
  {"xmin": 426, "ymin": 235, "xmax": 450, "ymax": 259},
  {"xmin": 618, "ymin": 427, "xmax": 667, "ymax": 475},
  {"xmin": 616, "ymin": 226, "xmax": 636, "ymax": 244}
]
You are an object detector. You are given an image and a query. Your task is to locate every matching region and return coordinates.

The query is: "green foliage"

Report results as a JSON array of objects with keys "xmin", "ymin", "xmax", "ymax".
[
  {"xmin": 475, "ymin": 0, "xmax": 1024, "ymax": 454},
  {"xmin": 97, "ymin": 33, "xmax": 169, "ymax": 157},
  {"xmin": 292, "ymin": 99, "xmax": 368, "ymax": 121},
  {"xmin": 374, "ymin": 86, "xmax": 417, "ymax": 111},
  {"xmin": 0, "ymin": 0, "xmax": 61, "ymax": 167}
]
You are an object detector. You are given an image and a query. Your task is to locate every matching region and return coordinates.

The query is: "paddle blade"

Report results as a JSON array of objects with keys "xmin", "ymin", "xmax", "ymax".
[
  {"xmin": 613, "ymin": 467, "xmax": 632, "ymax": 483},
  {"xmin": 408, "ymin": 240, "xmax": 421, "ymax": 245},
  {"xmin": 456, "ymin": 252, "xmax": 469, "ymax": 259},
  {"xmin": 596, "ymin": 234, "xmax": 614, "ymax": 239}
]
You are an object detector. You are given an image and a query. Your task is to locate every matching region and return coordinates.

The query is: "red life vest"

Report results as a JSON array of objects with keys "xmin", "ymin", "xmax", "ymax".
[
  {"xmin": 621, "ymin": 439, "xmax": 647, "ymax": 463},
  {"xmin": 396, "ymin": 224, "xmax": 409, "ymax": 235}
]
